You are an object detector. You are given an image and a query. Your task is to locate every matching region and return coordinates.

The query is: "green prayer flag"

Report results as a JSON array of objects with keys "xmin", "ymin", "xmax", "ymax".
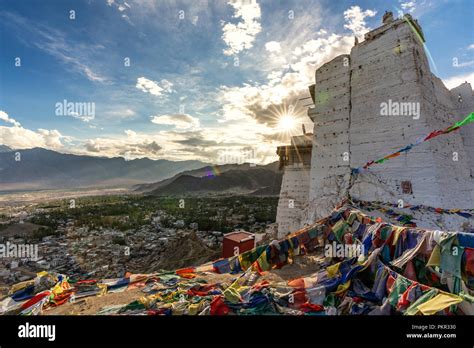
[
  {"xmin": 458, "ymin": 112, "xmax": 474, "ymax": 127},
  {"xmin": 447, "ymin": 112, "xmax": 474, "ymax": 132},
  {"xmin": 404, "ymin": 288, "xmax": 438, "ymax": 316},
  {"xmin": 331, "ymin": 220, "xmax": 348, "ymax": 243},
  {"xmin": 388, "ymin": 276, "xmax": 412, "ymax": 307}
]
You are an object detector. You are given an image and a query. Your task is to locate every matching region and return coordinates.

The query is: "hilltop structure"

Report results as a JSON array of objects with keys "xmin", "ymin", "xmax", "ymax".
[
  {"xmin": 276, "ymin": 12, "xmax": 474, "ymax": 237},
  {"xmin": 275, "ymin": 134, "xmax": 312, "ymax": 236}
]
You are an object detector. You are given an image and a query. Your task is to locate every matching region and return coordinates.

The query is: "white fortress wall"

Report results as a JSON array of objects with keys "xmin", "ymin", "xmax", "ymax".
[
  {"xmin": 349, "ymin": 18, "xmax": 447, "ymax": 207},
  {"xmin": 451, "ymin": 82, "xmax": 474, "ymax": 178},
  {"xmin": 306, "ymin": 14, "xmax": 473, "ymax": 225},
  {"xmin": 276, "ymin": 163, "xmax": 311, "ymax": 238},
  {"xmin": 422, "ymin": 74, "xmax": 474, "ymax": 208},
  {"xmin": 307, "ymin": 55, "xmax": 352, "ymax": 222}
]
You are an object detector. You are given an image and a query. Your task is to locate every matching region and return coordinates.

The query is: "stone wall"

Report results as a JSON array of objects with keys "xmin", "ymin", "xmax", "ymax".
[
  {"xmin": 421, "ymin": 75, "xmax": 473, "ymax": 207},
  {"xmin": 307, "ymin": 54, "xmax": 352, "ymax": 222},
  {"xmin": 451, "ymin": 82, "xmax": 474, "ymax": 179},
  {"xmin": 306, "ymin": 15, "xmax": 474, "ymax": 224},
  {"xmin": 349, "ymin": 18, "xmax": 450, "ymax": 208},
  {"xmin": 276, "ymin": 163, "xmax": 311, "ymax": 238}
]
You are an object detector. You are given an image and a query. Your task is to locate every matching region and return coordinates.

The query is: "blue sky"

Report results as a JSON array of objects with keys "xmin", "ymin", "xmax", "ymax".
[{"xmin": 0, "ymin": 0, "xmax": 473, "ymax": 163}]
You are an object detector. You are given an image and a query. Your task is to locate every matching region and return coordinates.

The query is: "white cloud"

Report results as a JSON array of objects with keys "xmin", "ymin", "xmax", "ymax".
[
  {"xmin": 150, "ymin": 114, "xmax": 200, "ymax": 129},
  {"xmin": 468, "ymin": 44, "xmax": 474, "ymax": 50},
  {"xmin": 78, "ymin": 123, "xmax": 279, "ymax": 163},
  {"xmin": 67, "ymin": 113, "xmax": 95, "ymax": 123},
  {"xmin": 265, "ymin": 41, "xmax": 281, "ymax": 53},
  {"xmin": 159, "ymin": 79, "xmax": 174, "ymax": 93},
  {"xmin": 103, "ymin": 108, "xmax": 136, "ymax": 119},
  {"xmin": 79, "ymin": 65, "xmax": 106, "ymax": 82},
  {"xmin": 215, "ymin": 5, "xmax": 378, "ymax": 155},
  {"xmin": 400, "ymin": 1, "xmax": 416, "ymax": 13},
  {"xmin": 2, "ymin": 12, "xmax": 107, "ymax": 83},
  {"xmin": 0, "ymin": 110, "xmax": 21, "ymax": 127},
  {"xmin": 210, "ymin": 4, "xmax": 381, "ymax": 163},
  {"xmin": 36, "ymin": 129, "xmax": 65, "ymax": 148},
  {"xmin": 216, "ymin": 4, "xmax": 374, "ymax": 127},
  {"xmin": 106, "ymin": 0, "xmax": 133, "ymax": 24},
  {"xmin": 343, "ymin": 6, "xmax": 377, "ymax": 39},
  {"xmin": 0, "ymin": 125, "xmax": 65, "ymax": 150},
  {"xmin": 221, "ymin": 0, "xmax": 262, "ymax": 56},
  {"xmin": 218, "ymin": 32, "xmax": 353, "ymax": 126},
  {"xmin": 0, "ymin": 111, "xmax": 68, "ymax": 150},
  {"xmin": 136, "ymin": 77, "xmax": 174, "ymax": 97},
  {"xmin": 84, "ymin": 130, "xmax": 162, "ymax": 158},
  {"xmin": 34, "ymin": 30, "xmax": 107, "ymax": 83},
  {"xmin": 443, "ymin": 72, "xmax": 474, "ymax": 90}
]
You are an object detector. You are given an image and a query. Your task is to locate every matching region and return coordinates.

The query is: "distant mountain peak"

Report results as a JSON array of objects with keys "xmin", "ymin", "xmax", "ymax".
[
  {"xmin": 0, "ymin": 147, "xmax": 209, "ymax": 192},
  {"xmin": 136, "ymin": 162, "xmax": 282, "ymax": 197},
  {"xmin": 0, "ymin": 144, "xmax": 12, "ymax": 153}
]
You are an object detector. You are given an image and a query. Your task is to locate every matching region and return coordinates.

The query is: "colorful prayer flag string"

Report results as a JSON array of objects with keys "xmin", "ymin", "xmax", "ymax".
[
  {"xmin": 351, "ymin": 199, "xmax": 473, "ymax": 220},
  {"xmin": 352, "ymin": 112, "xmax": 474, "ymax": 173}
]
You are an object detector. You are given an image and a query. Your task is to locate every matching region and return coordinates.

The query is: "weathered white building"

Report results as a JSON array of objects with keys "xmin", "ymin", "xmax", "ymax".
[
  {"xmin": 276, "ymin": 12, "xmax": 473, "ymax": 237},
  {"xmin": 275, "ymin": 134, "xmax": 312, "ymax": 237}
]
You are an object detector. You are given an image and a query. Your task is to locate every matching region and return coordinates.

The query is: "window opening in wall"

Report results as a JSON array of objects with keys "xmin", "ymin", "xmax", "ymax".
[{"xmin": 401, "ymin": 181, "xmax": 413, "ymax": 194}]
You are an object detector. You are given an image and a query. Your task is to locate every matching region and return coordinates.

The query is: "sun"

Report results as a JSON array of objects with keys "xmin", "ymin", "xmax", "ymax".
[{"xmin": 277, "ymin": 115, "xmax": 297, "ymax": 131}]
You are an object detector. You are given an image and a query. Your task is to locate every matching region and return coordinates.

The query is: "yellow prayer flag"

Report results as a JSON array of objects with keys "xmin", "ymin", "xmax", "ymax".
[
  {"xmin": 334, "ymin": 280, "xmax": 351, "ymax": 295},
  {"xmin": 327, "ymin": 262, "xmax": 341, "ymax": 278},
  {"xmin": 426, "ymin": 245, "xmax": 441, "ymax": 267},
  {"xmin": 416, "ymin": 293, "xmax": 463, "ymax": 315}
]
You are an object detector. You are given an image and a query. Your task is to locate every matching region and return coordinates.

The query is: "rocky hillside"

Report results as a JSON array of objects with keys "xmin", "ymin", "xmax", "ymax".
[{"xmin": 136, "ymin": 162, "xmax": 282, "ymax": 196}]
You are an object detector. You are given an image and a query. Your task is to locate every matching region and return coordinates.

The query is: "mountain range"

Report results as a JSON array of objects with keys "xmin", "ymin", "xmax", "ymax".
[
  {"xmin": 135, "ymin": 162, "xmax": 282, "ymax": 196},
  {"xmin": 0, "ymin": 146, "xmax": 282, "ymax": 196},
  {"xmin": 0, "ymin": 146, "xmax": 208, "ymax": 191}
]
